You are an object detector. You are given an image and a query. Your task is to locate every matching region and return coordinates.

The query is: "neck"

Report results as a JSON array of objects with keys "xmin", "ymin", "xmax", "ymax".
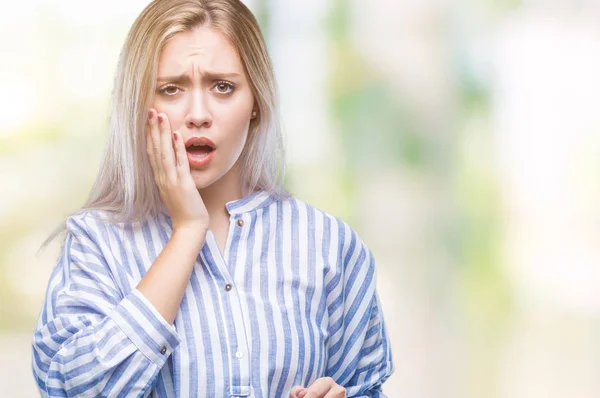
[{"xmin": 198, "ymin": 162, "xmax": 244, "ymax": 223}]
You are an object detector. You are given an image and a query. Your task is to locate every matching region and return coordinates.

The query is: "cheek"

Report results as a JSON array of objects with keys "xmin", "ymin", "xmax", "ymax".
[
  {"xmin": 219, "ymin": 97, "xmax": 253, "ymax": 133},
  {"xmin": 152, "ymin": 101, "xmax": 185, "ymax": 127},
  {"xmin": 222, "ymin": 114, "xmax": 251, "ymax": 150}
]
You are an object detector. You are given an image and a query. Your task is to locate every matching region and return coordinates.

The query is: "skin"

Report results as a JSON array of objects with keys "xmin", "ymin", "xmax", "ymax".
[
  {"xmin": 151, "ymin": 25, "xmax": 257, "ymax": 249},
  {"xmin": 140, "ymin": 25, "xmax": 347, "ymax": 396},
  {"xmin": 137, "ymin": 26, "xmax": 255, "ymax": 324},
  {"xmin": 290, "ymin": 377, "xmax": 346, "ymax": 398}
]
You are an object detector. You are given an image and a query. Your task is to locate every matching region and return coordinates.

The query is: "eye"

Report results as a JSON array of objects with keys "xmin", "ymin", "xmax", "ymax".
[
  {"xmin": 214, "ymin": 81, "xmax": 236, "ymax": 95},
  {"xmin": 158, "ymin": 85, "xmax": 181, "ymax": 96}
]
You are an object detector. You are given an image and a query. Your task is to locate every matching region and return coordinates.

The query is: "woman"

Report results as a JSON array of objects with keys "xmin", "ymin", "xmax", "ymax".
[{"xmin": 31, "ymin": 0, "xmax": 394, "ymax": 397}]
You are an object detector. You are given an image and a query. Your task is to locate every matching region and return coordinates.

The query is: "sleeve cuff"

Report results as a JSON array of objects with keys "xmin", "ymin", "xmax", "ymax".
[{"xmin": 109, "ymin": 288, "xmax": 181, "ymax": 366}]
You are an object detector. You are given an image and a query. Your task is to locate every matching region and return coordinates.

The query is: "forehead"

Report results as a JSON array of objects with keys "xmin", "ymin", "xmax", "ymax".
[{"xmin": 158, "ymin": 26, "xmax": 243, "ymax": 74}]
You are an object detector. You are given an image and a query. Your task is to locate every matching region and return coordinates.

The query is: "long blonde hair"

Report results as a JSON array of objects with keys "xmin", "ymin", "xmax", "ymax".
[{"xmin": 39, "ymin": 0, "xmax": 288, "ymax": 253}]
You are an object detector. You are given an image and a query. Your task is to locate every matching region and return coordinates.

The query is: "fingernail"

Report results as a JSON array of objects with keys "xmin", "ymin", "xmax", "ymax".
[
  {"xmin": 148, "ymin": 110, "xmax": 153, "ymax": 119},
  {"xmin": 173, "ymin": 132, "xmax": 178, "ymax": 141},
  {"xmin": 157, "ymin": 114, "xmax": 163, "ymax": 123}
]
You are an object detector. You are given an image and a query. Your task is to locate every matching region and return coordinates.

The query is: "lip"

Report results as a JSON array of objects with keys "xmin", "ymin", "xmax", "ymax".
[
  {"xmin": 184, "ymin": 136, "xmax": 216, "ymax": 149},
  {"xmin": 185, "ymin": 136, "xmax": 216, "ymax": 168}
]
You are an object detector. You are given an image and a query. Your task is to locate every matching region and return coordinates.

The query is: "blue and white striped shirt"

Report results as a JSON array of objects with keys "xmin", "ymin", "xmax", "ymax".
[{"xmin": 32, "ymin": 189, "xmax": 394, "ymax": 397}]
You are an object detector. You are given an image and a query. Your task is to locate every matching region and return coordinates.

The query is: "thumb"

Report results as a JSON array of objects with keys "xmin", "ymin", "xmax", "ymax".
[{"xmin": 290, "ymin": 386, "xmax": 305, "ymax": 398}]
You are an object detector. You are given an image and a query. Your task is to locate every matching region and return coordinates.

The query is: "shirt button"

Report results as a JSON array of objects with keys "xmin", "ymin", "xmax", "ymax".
[
  {"xmin": 235, "ymin": 351, "xmax": 244, "ymax": 359},
  {"xmin": 160, "ymin": 346, "xmax": 167, "ymax": 355},
  {"xmin": 237, "ymin": 219, "xmax": 244, "ymax": 227},
  {"xmin": 225, "ymin": 283, "xmax": 232, "ymax": 291}
]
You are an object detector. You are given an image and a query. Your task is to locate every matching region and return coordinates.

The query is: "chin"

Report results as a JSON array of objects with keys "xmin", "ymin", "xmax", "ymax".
[
  {"xmin": 190, "ymin": 171, "xmax": 217, "ymax": 190},
  {"xmin": 189, "ymin": 157, "xmax": 240, "ymax": 192}
]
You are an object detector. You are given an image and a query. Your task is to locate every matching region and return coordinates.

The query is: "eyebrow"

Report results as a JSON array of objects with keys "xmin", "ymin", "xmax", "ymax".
[{"xmin": 157, "ymin": 72, "xmax": 241, "ymax": 84}]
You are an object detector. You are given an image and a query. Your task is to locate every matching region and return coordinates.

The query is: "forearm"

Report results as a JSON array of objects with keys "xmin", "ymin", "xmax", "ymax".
[
  {"xmin": 137, "ymin": 226, "xmax": 206, "ymax": 324},
  {"xmin": 33, "ymin": 290, "xmax": 181, "ymax": 397}
]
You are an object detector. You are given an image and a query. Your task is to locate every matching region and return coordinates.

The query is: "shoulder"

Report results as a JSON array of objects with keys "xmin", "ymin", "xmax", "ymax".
[
  {"xmin": 283, "ymin": 195, "xmax": 374, "ymax": 262},
  {"xmin": 64, "ymin": 209, "xmax": 147, "ymax": 248},
  {"xmin": 66, "ymin": 209, "xmax": 118, "ymax": 234},
  {"xmin": 61, "ymin": 211, "xmax": 113, "ymax": 254},
  {"xmin": 66, "ymin": 209, "xmax": 111, "ymax": 228}
]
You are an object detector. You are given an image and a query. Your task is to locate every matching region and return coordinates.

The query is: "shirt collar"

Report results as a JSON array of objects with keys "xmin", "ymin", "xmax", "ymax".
[{"xmin": 225, "ymin": 189, "xmax": 279, "ymax": 215}]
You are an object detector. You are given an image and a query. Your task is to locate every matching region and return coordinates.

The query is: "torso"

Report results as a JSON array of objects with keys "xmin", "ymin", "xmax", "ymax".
[{"xmin": 68, "ymin": 192, "xmax": 384, "ymax": 398}]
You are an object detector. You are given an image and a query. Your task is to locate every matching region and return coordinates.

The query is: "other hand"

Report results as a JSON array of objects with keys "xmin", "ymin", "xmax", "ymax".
[{"xmin": 290, "ymin": 377, "xmax": 346, "ymax": 398}]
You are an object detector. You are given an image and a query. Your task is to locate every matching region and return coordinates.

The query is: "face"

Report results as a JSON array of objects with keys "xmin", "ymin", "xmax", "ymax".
[{"xmin": 152, "ymin": 26, "xmax": 255, "ymax": 191}]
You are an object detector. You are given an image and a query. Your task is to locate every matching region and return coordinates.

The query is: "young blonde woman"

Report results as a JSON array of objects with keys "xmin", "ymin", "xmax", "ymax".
[{"xmin": 31, "ymin": 1, "xmax": 394, "ymax": 397}]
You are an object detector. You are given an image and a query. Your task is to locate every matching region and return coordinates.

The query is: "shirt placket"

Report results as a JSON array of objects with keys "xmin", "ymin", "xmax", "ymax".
[{"xmin": 208, "ymin": 214, "xmax": 253, "ymax": 397}]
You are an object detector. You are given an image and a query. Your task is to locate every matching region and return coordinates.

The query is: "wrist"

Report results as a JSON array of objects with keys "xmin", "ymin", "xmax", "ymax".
[{"xmin": 172, "ymin": 223, "xmax": 208, "ymax": 241}]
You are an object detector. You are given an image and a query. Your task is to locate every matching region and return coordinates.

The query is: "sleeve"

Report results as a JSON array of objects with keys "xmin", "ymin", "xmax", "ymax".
[
  {"xmin": 324, "ymin": 225, "xmax": 394, "ymax": 398},
  {"xmin": 31, "ymin": 213, "xmax": 181, "ymax": 397}
]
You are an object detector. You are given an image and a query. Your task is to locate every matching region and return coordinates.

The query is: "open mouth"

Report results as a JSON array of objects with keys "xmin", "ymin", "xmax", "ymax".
[
  {"xmin": 186, "ymin": 144, "xmax": 214, "ymax": 157},
  {"xmin": 185, "ymin": 137, "xmax": 216, "ymax": 167}
]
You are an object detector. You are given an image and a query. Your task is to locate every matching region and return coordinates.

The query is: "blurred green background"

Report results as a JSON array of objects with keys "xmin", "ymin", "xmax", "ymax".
[{"xmin": 2, "ymin": 1, "xmax": 600, "ymax": 397}]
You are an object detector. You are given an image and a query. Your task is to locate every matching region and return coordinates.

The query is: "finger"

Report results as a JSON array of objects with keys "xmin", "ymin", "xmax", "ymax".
[
  {"xmin": 172, "ymin": 130, "xmax": 191, "ymax": 175},
  {"xmin": 146, "ymin": 109, "xmax": 159, "ymax": 176},
  {"xmin": 323, "ymin": 385, "xmax": 346, "ymax": 398},
  {"xmin": 289, "ymin": 386, "xmax": 305, "ymax": 398},
  {"xmin": 146, "ymin": 123, "xmax": 155, "ymax": 171},
  {"xmin": 157, "ymin": 112, "xmax": 176, "ymax": 181},
  {"xmin": 148, "ymin": 108, "xmax": 163, "ymax": 179},
  {"xmin": 302, "ymin": 378, "xmax": 333, "ymax": 398}
]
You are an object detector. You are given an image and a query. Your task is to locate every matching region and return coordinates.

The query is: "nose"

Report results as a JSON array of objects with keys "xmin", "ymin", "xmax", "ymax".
[{"xmin": 184, "ymin": 88, "xmax": 212, "ymax": 130}]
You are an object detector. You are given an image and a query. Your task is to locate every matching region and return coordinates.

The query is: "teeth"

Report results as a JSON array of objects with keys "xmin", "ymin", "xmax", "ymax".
[{"xmin": 187, "ymin": 141, "xmax": 213, "ymax": 149}]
